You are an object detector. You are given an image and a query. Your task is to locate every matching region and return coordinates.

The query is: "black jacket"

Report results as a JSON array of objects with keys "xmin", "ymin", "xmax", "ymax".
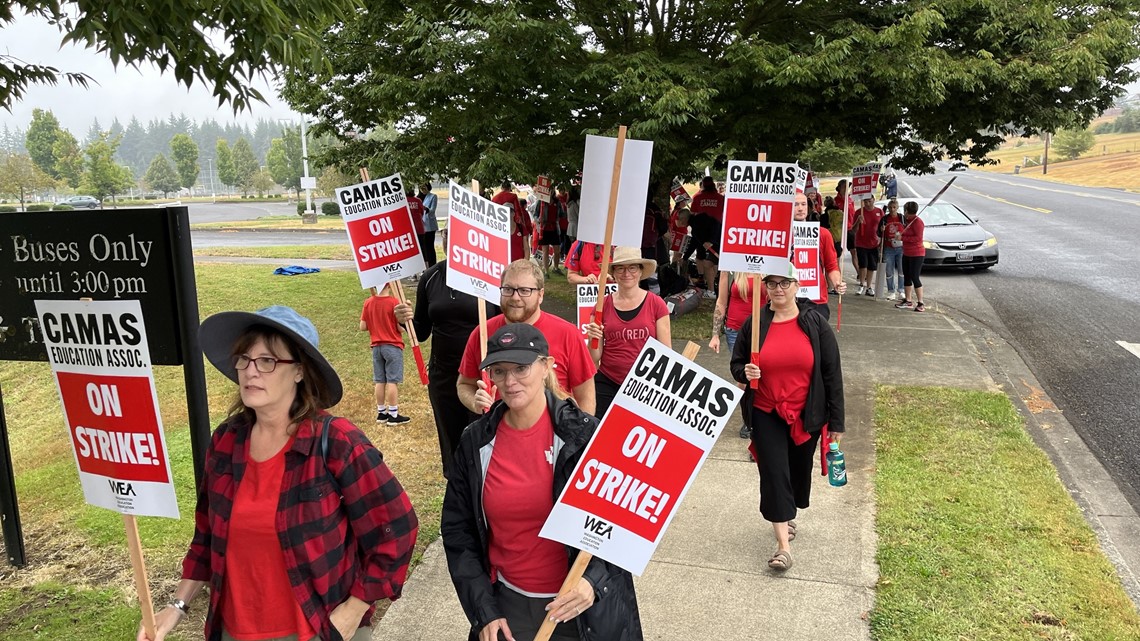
[
  {"xmin": 441, "ymin": 391, "xmax": 644, "ymax": 641},
  {"xmin": 729, "ymin": 305, "xmax": 845, "ymax": 433}
]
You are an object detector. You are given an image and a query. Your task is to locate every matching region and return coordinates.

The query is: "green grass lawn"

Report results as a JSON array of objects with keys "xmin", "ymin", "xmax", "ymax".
[
  {"xmin": 873, "ymin": 386, "xmax": 1140, "ymax": 640},
  {"xmin": 0, "ymin": 265, "xmax": 444, "ymax": 640}
]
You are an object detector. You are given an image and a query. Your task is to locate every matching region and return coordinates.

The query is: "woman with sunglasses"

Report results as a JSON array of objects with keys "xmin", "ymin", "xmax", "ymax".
[
  {"xmin": 443, "ymin": 323, "xmax": 643, "ymax": 641},
  {"xmin": 141, "ymin": 306, "xmax": 418, "ymax": 641},
  {"xmin": 729, "ymin": 269, "xmax": 845, "ymax": 573},
  {"xmin": 582, "ymin": 247, "xmax": 672, "ymax": 418}
]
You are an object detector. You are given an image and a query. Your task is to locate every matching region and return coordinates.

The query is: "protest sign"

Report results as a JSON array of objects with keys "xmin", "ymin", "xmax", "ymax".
[
  {"xmin": 851, "ymin": 163, "xmax": 882, "ymax": 203},
  {"xmin": 576, "ymin": 283, "xmax": 619, "ymax": 341},
  {"xmin": 805, "ymin": 171, "xmax": 818, "ymax": 196},
  {"xmin": 535, "ymin": 176, "xmax": 553, "ymax": 203},
  {"xmin": 718, "ymin": 161, "xmax": 806, "ymax": 275},
  {"xmin": 35, "ymin": 299, "xmax": 178, "ymax": 519},
  {"xmin": 336, "ymin": 173, "xmax": 425, "ymax": 288},
  {"xmin": 446, "ymin": 181, "xmax": 511, "ymax": 304},
  {"xmin": 578, "ymin": 134, "xmax": 653, "ymax": 248},
  {"xmin": 670, "ymin": 177, "xmax": 691, "ymax": 207},
  {"xmin": 539, "ymin": 339, "xmax": 742, "ymax": 575},
  {"xmin": 792, "ymin": 221, "xmax": 821, "ymax": 301}
]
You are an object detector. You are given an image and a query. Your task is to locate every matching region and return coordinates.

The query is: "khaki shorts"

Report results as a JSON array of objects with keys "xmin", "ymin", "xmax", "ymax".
[{"xmin": 222, "ymin": 626, "xmax": 372, "ymax": 641}]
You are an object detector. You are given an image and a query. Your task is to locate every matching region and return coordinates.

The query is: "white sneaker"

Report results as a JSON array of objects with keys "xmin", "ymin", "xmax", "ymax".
[
  {"xmin": 703, "ymin": 290, "xmax": 717, "ymax": 300},
  {"xmin": 866, "ymin": 287, "xmax": 875, "ymax": 297},
  {"xmin": 887, "ymin": 292, "xmax": 897, "ymax": 301},
  {"xmin": 857, "ymin": 286, "xmax": 866, "ymax": 296}
]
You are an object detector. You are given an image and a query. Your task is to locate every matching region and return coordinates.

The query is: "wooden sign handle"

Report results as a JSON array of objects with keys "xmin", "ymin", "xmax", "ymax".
[
  {"xmin": 750, "ymin": 275, "xmax": 762, "ymax": 389},
  {"xmin": 125, "ymin": 514, "xmax": 156, "ymax": 640},
  {"xmin": 534, "ymin": 551, "xmax": 593, "ymax": 641}
]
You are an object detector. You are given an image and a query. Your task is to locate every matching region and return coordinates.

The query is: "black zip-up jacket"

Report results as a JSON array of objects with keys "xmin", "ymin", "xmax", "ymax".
[
  {"xmin": 729, "ymin": 305, "xmax": 845, "ymax": 433},
  {"xmin": 441, "ymin": 391, "xmax": 644, "ymax": 641}
]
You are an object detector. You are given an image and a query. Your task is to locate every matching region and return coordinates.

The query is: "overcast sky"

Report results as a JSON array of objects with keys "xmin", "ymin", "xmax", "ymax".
[
  {"xmin": 2, "ymin": 12, "xmax": 1138, "ymax": 138},
  {"xmin": 1, "ymin": 13, "xmax": 297, "ymax": 135}
]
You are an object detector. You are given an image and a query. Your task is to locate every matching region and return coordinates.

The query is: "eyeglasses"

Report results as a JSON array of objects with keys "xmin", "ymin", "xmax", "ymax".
[
  {"xmin": 487, "ymin": 362, "xmax": 537, "ymax": 382},
  {"xmin": 612, "ymin": 265, "xmax": 641, "ymax": 274},
  {"xmin": 232, "ymin": 354, "xmax": 298, "ymax": 373},
  {"xmin": 500, "ymin": 286, "xmax": 540, "ymax": 298},
  {"xmin": 763, "ymin": 279, "xmax": 797, "ymax": 290}
]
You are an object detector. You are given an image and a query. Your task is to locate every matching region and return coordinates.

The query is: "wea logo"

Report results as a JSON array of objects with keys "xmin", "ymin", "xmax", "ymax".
[{"xmin": 584, "ymin": 515, "xmax": 613, "ymax": 539}]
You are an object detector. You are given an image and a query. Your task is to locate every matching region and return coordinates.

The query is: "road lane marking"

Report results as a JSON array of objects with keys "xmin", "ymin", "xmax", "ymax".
[
  {"xmin": 938, "ymin": 179, "xmax": 1052, "ymax": 213},
  {"xmin": 1117, "ymin": 341, "xmax": 1140, "ymax": 360},
  {"xmin": 963, "ymin": 173, "xmax": 1140, "ymax": 208}
]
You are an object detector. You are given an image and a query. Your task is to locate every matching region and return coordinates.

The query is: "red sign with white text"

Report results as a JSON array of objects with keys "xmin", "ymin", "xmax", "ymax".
[
  {"xmin": 851, "ymin": 163, "xmax": 882, "ymax": 202},
  {"xmin": 535, "ymin": 175, "xmax": 553, "ymax": 203},
  {"xmin": 57, "ymin": 372, "xmax": 169, "ymax": 483}
]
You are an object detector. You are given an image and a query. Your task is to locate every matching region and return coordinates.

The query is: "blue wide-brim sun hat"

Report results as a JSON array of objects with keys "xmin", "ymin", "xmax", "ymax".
[{"xmin": 199, "ymin": 305, "xmax": 343, "ymax": 406}]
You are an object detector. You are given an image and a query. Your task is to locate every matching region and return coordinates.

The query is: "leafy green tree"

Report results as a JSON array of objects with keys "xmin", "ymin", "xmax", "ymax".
[
  {"xmin": 266, "ymin": 128, "xmax": 303, "ymax": 196},
  {"xmin": 284, "ymin": 0, "xmax": 1140, "ymax": 181},
  {"xmin": 797, "ymin": 139, "xmax": 879, "ymax": 177},
  {"xmin": 143, "ymin": 154, "xmax": 181, "ymax": 196},
  {"xmin": 251, "ymin": 168, "xmax": 276, "ymax": 197},
  {"xmin": 25, "ymin": 108, "xmax": 64, "ymax": 177},
  {"xmin": 0, "ymin": 153, "xmax": 55, "ymax": 208},
  {"xmin": 316, "ymin": 165, "xmax": 356, "ymax": 198},
  {"xmin": 169, "ymin": 133, "xmax": 200, "ymax": 190},
  {"xmin": 1052, "ymin": 128, "xmax": 1097, "ymax": 160},
  {"xmin": 215, "ymin": 139, "xmax": 236, "ymax": 190},
  {"xmin": 230, "ymin": 137, "xmax": 259, "ymax": 195},
  {"xmin": 2, "ymin": 0, "xmax": 366, "ymax": 111},
  {"xmin": 80, "ymin": 132, "xmax": 133, "ymax": 203},
  {"xmin": 52, "ymin": 129, "xmax": 84, "ymax": 188}
]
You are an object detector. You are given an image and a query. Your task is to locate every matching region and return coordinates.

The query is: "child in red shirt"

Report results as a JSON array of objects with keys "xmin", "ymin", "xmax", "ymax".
[{"xmin": 360, "ymin": 283, "xmax": 409, "ymax": 424}]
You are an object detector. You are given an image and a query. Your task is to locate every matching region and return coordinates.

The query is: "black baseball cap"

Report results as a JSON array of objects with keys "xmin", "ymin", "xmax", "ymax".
[{"xmin": 480, "ymin": 323, "xmax": 550, "ymax": 369}]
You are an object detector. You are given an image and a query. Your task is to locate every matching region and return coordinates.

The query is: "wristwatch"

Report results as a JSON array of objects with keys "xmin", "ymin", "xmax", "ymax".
[{"xmin": 170, "ymin": 599, "xmax": 190, "ymax": 615}]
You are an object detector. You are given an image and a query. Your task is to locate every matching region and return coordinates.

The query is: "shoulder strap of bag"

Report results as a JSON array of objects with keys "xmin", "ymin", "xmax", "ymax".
[{"xmin": 319, "ymin": 415, "xmax": 342, "ymax": 497}]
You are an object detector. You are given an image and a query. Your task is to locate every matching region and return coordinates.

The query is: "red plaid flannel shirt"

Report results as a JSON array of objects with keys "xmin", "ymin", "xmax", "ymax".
[{"xmin": 182, "ymin": 413, "xmax": 418, "ymax": 641}]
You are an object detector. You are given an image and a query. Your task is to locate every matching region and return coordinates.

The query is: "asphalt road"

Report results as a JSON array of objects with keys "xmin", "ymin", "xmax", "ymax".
[{"xmin": 894, "ymin": 168, "xmax": 1140, "ymax": 508}]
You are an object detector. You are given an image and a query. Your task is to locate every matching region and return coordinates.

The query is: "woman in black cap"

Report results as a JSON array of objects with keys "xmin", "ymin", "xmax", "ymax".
[
  {"xmin": 140, "ymin": 305, "xmax": 418, "ymax": 641},
  {"xmin": 442, "ymin": 323, "xmax": 642, "ymax": 641}
]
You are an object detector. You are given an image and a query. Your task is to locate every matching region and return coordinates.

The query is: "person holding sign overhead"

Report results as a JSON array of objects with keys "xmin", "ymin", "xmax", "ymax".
[
  {"xmin": 458, "ymin": 260, "xmax": 597, "ymax": 415},
  {"xmin": 792, "ymin": 191, "xmax": 847, "ymax": 319},
  {"xmin": 582, "ymin": 247, "xmax": 671, "ymax": 418},
  {"xmin": 730, "ymin": 270, "xmax": 845, "ymax": 572},
  {"xmin": 141, "ymin": 306, "xmax": 417, "ymax": 641},
  {"xmin": 443, "ymin": 323, "xmax": 643, "ymax": 641}
]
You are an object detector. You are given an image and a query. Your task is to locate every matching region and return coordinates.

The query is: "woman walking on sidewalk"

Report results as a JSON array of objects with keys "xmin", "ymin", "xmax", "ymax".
[
  {"xmin": 879, "ymin": 199, "xmax": 905, "ymax": 300},
  {"xmin": 710, "ymin": 270, "xmax": 757, "ymax": 438},
  {"xmin": 896, "ymin": 200, "xmax": 927, "ymax": 312},
  {"xmin": 442, "ymin": 323, "xmax": 643, "ymax": 641},
  {"xmin": 730, "ymin": 270, "xmax": 845, "ymax": 572}
]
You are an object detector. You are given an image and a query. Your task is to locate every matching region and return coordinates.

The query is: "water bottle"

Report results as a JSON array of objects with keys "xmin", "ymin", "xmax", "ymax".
[{"xmin": 827, "ymin": 441, "xmax": 847, "ymax": 487}]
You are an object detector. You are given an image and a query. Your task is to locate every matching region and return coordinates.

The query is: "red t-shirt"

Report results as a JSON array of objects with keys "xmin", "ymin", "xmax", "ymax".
[
  {"xmin": 557, "ymin": 193, "xmax": 570, "ymax": 232},
  {"xmin": 813, "ymin": 228, "xmax": 840, "ymax": 304},
  {"xmin": 838, "ymin": 194, "xmax": 856, "ymax": 229},
  {"xmin": 483, "ymin": 411, "xmax": 565, "ymax": 594},
  {"xmin": 539, "ymin": 200, "xmax": 560, "ymax": 232},
  {"xmin": 855, "ymin": 206, "xmax": 883, "ymax": 249},
  {"xmin": 753, "ymin": 318, "xmax": 813, "ymax": 418},
  {"xmin": 566, "ymin": 241, "xmax": 608, "ymax": 280},
  {"xmin": 361, "ymin": 295, "xmax": 403, "ymax": 348},
  {"xmin": 406, "ymin": 195, "xmax": 425, "ymax": 235},
  {"xmin": 599, "ymin": 292, "xmax": 669, "ymax": 382},
  {"xmin": 221, "ymin": 436, "xmax": 316, "ymax": 641},
  {"xmin": 668, "ymin": 210, "xmax": 690, "ymax": 251},
  {"xmin": 881, "ymin": 215, "xmax": 905, "ymax": 249},
  {"xmin": 726, "ymin": 278, "xmax": 754, "ymax": 331},
  {"xmin": 902, "ymin": 216, "xmax": 926, "ymax": 256},
  {"xmin": 493, "ymin": 191, "xmax": 530, "ymax": 262},
  {"xmin": 460, "ymin": 312, "xmax": 597, "ymax": 396},
  {"xmin": 690, "ymin": 190, "xmax": 725, "ymax": 222}
]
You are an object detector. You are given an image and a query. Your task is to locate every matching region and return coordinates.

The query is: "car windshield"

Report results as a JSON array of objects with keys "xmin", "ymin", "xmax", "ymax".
[{"xmin": 918, "ymin": 203, "xmax": 973, "ymax": 226}]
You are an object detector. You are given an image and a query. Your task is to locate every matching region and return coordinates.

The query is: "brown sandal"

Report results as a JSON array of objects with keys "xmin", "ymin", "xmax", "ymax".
[
  {"xmin": 787, "ymin": 520, "xmax": 797, "ymax": 542},
  {"xmin": 768, "ymin": 550, "xmax": 792, "ymax": 571}
]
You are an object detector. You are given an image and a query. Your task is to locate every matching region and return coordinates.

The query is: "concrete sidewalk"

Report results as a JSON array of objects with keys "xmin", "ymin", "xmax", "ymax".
[{"xmin": 370, "ymin": 285, "xmax": 1011, "ymax": 641}]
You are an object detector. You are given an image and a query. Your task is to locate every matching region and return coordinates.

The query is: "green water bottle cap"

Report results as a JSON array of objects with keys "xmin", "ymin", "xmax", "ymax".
[{"xmin": 829, "ymin": 441, "xmax": 839, "ymax": 452}]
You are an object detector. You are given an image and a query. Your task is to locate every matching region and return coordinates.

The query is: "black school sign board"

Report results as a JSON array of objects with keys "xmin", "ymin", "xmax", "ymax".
[
  {"xmin": 0, "ymin": 206, "xmax": 210, "ymax": 567},
  {"xmin": 0, "ymin": 208, "xmax": 184, "ymax": 364}
]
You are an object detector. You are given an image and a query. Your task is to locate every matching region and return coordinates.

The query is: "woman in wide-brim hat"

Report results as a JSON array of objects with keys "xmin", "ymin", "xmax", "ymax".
[
  {"xmin": 583, "ymin": 246, "xmax": 671, "ymax": 418},
  {"xmin": 139, "ymin": 305, "xmax": 418, "ymax": 641}
]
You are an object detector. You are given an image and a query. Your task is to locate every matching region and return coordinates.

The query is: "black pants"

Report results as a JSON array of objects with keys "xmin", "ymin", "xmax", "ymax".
[
  {"xmin": 903, "ymin": 255, "xmax": 924, "ymax": 289},
  {"xmin": 796, "ymin": 299, "xmax": 830, "ymax": 321},
  {"xmin": 750, "ymin": 407, "xmax": 822, "ymax": 523},
  {"xmin": 495, "ymin": 583, "xmax": 580, "ymax": 641},
  {"xmin": 594, "ymin": 371, "xmax": 621, "ymax": 419},
  {"xmin": 428, "ymin": 368, "xmax": 477, "ymax": 479},
  {"xmin": 419, "ymin": 232, "xmax": 437, "ymax": 267}
]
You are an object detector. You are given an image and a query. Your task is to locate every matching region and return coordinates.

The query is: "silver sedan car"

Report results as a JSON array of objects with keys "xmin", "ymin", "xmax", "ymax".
[{"xmin": 876, "ymin": 198, "xmax": 998, "ymax": 270}]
